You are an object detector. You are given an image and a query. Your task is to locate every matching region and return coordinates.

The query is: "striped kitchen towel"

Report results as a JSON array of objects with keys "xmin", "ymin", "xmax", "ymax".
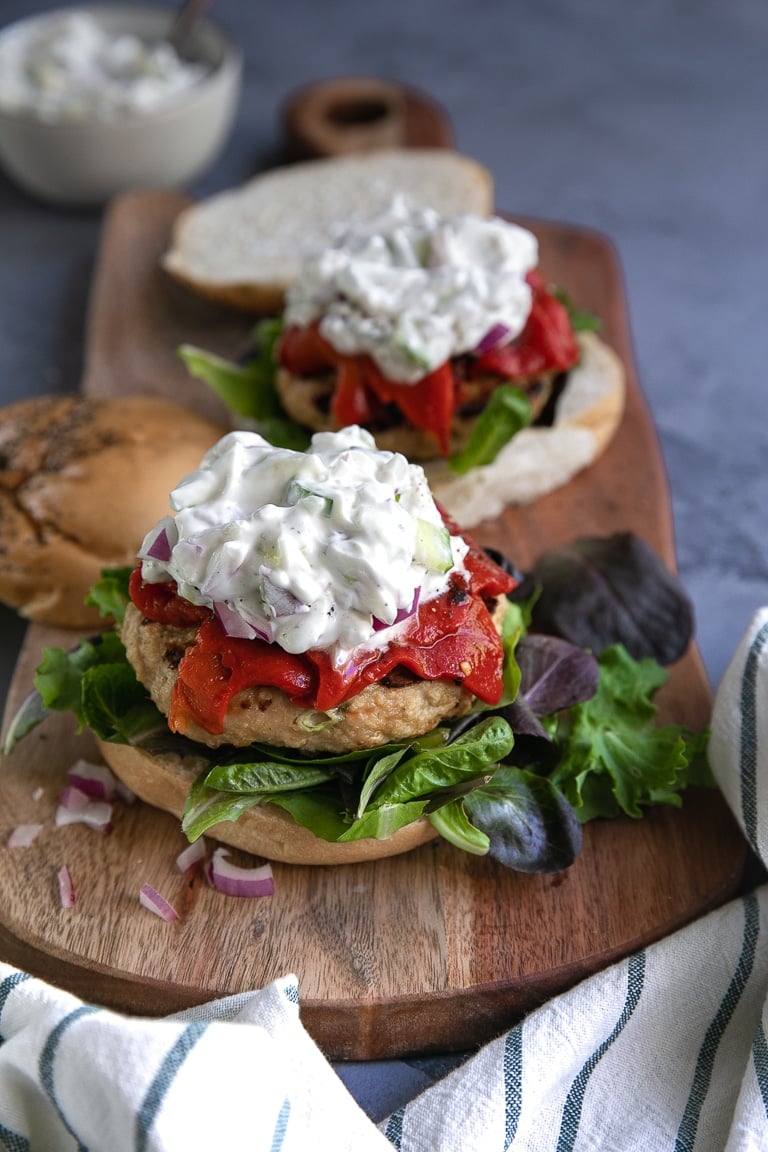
[{"xmin": 1, "ymin": 607, "xmax": 768, "ymax": 1151}]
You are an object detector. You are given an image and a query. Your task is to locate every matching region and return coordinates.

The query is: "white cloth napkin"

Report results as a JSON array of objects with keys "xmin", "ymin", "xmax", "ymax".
[{"xmin": 2, "ymin": 609, "xmax": 768, "ymax": 1151}]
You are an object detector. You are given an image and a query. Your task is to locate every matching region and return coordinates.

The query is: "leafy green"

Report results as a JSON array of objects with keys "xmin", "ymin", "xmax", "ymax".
[
  {"xmin": 35, "ymin": 631, "xmax": 128, "ymax": 722},
  {"xmin": 504, "ymin": 633, "xmax": 599, "ymax": 738},
  {"xmin": 550, "ymin": 645, "xmax": 713, "ymax": 821},
  {"xmin": 428, "ymin": 799, "xmax": 490, "ymax": 856},
  {"xmin": 204, "ymin": 758, "xmax": 335, "ymax": 794},
  {"xmin": 5, "ymin": 538, "xmax": 714, "ymax": 876},
  {"xmin": 510, "ymin": 532, "xmax": 695, "ymax": 666},
  {"xmin": 179, "ymin": 319, "xmax": 310, "ymax": 450},
  {"xmin": 448, "ymin": 384, "xmax": 532, "ymax": 475},
  {"xmin": 181, "ymin": 773, "xmax": 266, "ymax": 842},
  {"xmin": 2, "ymin": 687, "xmax": 51, "ymax": 755},
  {"xmin": 370, "ymin": 717, "xmax": 514, "ymax": 808},
  {"xmin": 462, "ymin": 766, "xmax": 583, "ymax": 872},
  {"xmin": 85, "ymin": 566, "xmax": 133, "ymax": 623},
  {"xmin": 338, "ymin": 799, "xmax": 432, "ymax": 843},
  {"xmin": 554, "ymin": 287, "xmax": 602, "ymax": 333}
]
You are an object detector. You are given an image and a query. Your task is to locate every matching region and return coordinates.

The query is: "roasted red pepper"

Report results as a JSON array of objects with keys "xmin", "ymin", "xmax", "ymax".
[
  {"xmin": 128, "ymin": 530, "xmax": 515, "ymax": 737},
  {"xmin": 277, "ymin": 272, "xmax": 579, "ymax": 456}
]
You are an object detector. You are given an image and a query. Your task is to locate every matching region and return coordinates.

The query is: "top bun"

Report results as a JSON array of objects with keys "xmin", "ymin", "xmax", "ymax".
[
  {"xmin": 0, "ymin": 394, "xmax": 226, "ymax": 628},
  {"xmin": 162, "ymin": 148, "xmax": 494, "ymax": 313}
]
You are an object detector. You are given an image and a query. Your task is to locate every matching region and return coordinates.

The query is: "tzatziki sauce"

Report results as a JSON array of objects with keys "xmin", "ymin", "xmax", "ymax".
[
  {"xmin": 0, "ymin": 12, "xmax": 207, "ymax": 121},
  {"xmin": 284, "ymin": 196, "xmax": 539, "ymax": 384},
  {"xmin": 139, "ymin": 426, "xmax": 469, "ymax": 663}
]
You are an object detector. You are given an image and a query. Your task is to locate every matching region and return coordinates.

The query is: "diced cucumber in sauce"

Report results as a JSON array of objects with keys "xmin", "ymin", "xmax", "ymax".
[
  {"xmin": 414, "ymin": 519, "xmax": 453, "ymax": 573},
  {"xmin": 286, "ymin": 480, "xmax": 333, "ymax": 516}
]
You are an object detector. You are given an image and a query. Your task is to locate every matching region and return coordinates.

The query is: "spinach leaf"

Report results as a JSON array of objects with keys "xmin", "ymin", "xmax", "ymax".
[
  {"xmin": 338, "ymin": 799, "xmax": 431, "ymax": 842},
  {"xmin": 371, "ymin": 716, "xmax": 514, "ymax": 807},
  {"xmin": 204, "ymin": 758, "xmax": 334, "ymax": 794},
  {"xmin": 448, "ymin": 384, "xmax": 532, "ymax": 475},
  {"xmin": 181, "ymin": 773, "xmax": 266, "ymax": 842},
  {"xmin": 428, "ymin": 798, "xmax": 490, "ymax": 856}
]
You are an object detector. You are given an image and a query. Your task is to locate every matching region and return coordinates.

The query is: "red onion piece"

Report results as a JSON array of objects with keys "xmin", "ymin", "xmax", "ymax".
[
  {"xmin": 475, "ymin": 322, "xmax": 513, "ymax": 355},
  {"xmin": 205, "ymin": 848, "xmax": 275, "ymax": 898},
  {"xmin": 67, "ymin": 759, "xmax": 119, "ymax": 800},
  {"xmin": 262, "ymin": 577, "xmax": 303, "ymax": 618},
  {"xmin": 58, "ymin": 785, "xmax": 91, "ymax": 811},
  {"xmin": 214, "ymin": 601, "xmax": 259, "ymax": 639},
  {"xmin": 6, "ymin": 823, "xmax": 43, "ymax": 848},
  {"xmin": 373, "ymin": 587, "xmax": 421, "ymax": 631},
  {"xmin": 176, "ymin": 839, "xmax": 207, "ymax": 874},
  {"xmin": 139, "ymin": 883, "xmax": 180, "ymax": 922},
  {"xmin": 55, "ymin": 793, "xmax": 113, "ymax": 832},
  {"xmin": 145, "ymin": 526, "xmax": 172, "ymax": 562},
  {"xmin": 58, "ymin": 864, "xmax": 75, "ymax": 909}
]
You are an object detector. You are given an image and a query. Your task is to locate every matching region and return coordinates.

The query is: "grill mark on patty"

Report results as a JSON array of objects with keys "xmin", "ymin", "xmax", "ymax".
[{"xmin": 163, "ymin": 644, "xmax": 187, "ymax": 670}]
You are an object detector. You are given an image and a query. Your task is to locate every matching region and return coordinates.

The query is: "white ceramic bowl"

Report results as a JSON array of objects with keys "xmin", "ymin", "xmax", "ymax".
[{"xmin": 0, "ymin": 4, "xmax": 242, "ymax": 206}]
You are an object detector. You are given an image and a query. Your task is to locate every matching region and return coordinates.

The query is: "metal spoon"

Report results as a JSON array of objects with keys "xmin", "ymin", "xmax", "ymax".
[{"xmin": 166, "ymin": 0, "xmax": 212, "ymax": 56}]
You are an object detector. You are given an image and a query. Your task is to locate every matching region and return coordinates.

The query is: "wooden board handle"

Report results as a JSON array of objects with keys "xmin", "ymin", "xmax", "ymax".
[{"xmin": 280, "ymin": 76, "xmax": 454, "ymax": 159}]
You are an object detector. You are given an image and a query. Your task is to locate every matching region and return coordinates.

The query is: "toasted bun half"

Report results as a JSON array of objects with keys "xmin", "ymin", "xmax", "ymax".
[
  {"xmin": 275, "ymin": 331, "xmax": 625, "ymax": 528},
  {"xmin": 97, "ymin": 739, "xmax": 438, "ymax": 865},
  {"xmin": 162, "ymin": 148, "xmax": 494, "ymax": 313},
  {"xmin": 425, "ymin": 331, "xmax": 626, "ymax": 526},
  {"xmin": 0, "ymin": 395, "xmax": 226, "ymax": 628}
]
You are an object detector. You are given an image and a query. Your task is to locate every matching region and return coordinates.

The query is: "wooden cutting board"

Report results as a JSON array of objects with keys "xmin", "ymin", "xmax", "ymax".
[{"xmin": 0, "ymin": 192, "xmax": 747, "ymax": 1061}]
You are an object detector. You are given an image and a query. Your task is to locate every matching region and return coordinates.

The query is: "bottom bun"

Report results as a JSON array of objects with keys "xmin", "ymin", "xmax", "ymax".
[
  {"xmin": 425, "ymin": 331, "xmax": 626, "ymax": 526},
  {"xmin": 97, "ymin": 739, "xmax": 438, "ymax": 865}
]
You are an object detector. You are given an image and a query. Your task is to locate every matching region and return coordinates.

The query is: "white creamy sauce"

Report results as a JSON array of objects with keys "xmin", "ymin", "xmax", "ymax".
[
  {"xmin": 0, "ymin": 12, "xmax": 207, "ymax": 121},
  {"xmin": 139, "ymin": 426, "xmax": 469, "ymax": 663},
  {"xmin": 284, "ymin": 197, "xmax": 539, "ymax": 383}
]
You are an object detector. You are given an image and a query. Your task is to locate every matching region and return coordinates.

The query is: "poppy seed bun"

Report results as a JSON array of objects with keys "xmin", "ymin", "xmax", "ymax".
[
  {"xmin": 162, "ymin": 149, "xmax": 494, "ymax": 313},
  {"xmin": 0, "ymin": 395, "xmax": 227, "ymax": 628},
  {"xmin": 96, "ymin": 738, "xmax": 438, "ymax": 864}
]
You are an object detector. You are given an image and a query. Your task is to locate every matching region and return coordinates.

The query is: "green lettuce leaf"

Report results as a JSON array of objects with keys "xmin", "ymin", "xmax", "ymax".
[
  {"xmin": 179, "ymin": 318, "xmax": 310, "ymax": 450},
  {"xmin": 84, "ymin": 566, "xmax": 133, "ymax": 622},
  {"xmin": 35, "ymin": 631, "xmax": 128, "ymax": 722},
  {"xmin": 550, "ymin": 644, "xmax": 713, "ymax": 821}
]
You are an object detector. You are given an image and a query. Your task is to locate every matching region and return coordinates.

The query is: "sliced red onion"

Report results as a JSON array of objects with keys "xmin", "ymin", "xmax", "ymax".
[
  {"xmin": 67, "ymin": 759, "xmax": 118, "ymax": 801},
  {"xmin": 262, "ymin": 577, "xmax": 304, "ymax": 619},
  {"xmin": 58, "ymin": 785, "xmax": 91, "ymax": 811},
  {"xmin": 176, "ymin": 839, "xmax": 207, "ymax": 874},
  {"xmin": 6, "ymin": 823, "xmax": 43, "ymax": 848},
  {"xmin": 145, "ymin": 525, "xmax": 172, "ymax": 562},
  {"xmin": 373, "ymin": 587, "xmax": 421, "ymax": 631},
  {"xmin": 55, "ymin": 791, "xmax": 113, "ymax": 832},
  {"xmin": 214, "ymin": 601, "xmax": 261, "ymax": 640},
  {"xmin": 58, "ymin": 864, "xmax": 75, "ymax": 909},
  {"xmin": 139, "ymin": 882, "xmax": 180, "ymax": 922},
  {"xmin": 475, "ymin": 322, "xmax": 513, "ymax": 355},
  {"xmin": 205, "ymin": 848, "xmax": 275, "ymax": 898}
]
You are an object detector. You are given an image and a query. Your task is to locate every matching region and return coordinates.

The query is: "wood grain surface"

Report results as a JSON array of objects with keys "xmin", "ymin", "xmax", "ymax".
[{"xmin": 0, "ymin": 191, "xmax": 747, "ymax": 1060}]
